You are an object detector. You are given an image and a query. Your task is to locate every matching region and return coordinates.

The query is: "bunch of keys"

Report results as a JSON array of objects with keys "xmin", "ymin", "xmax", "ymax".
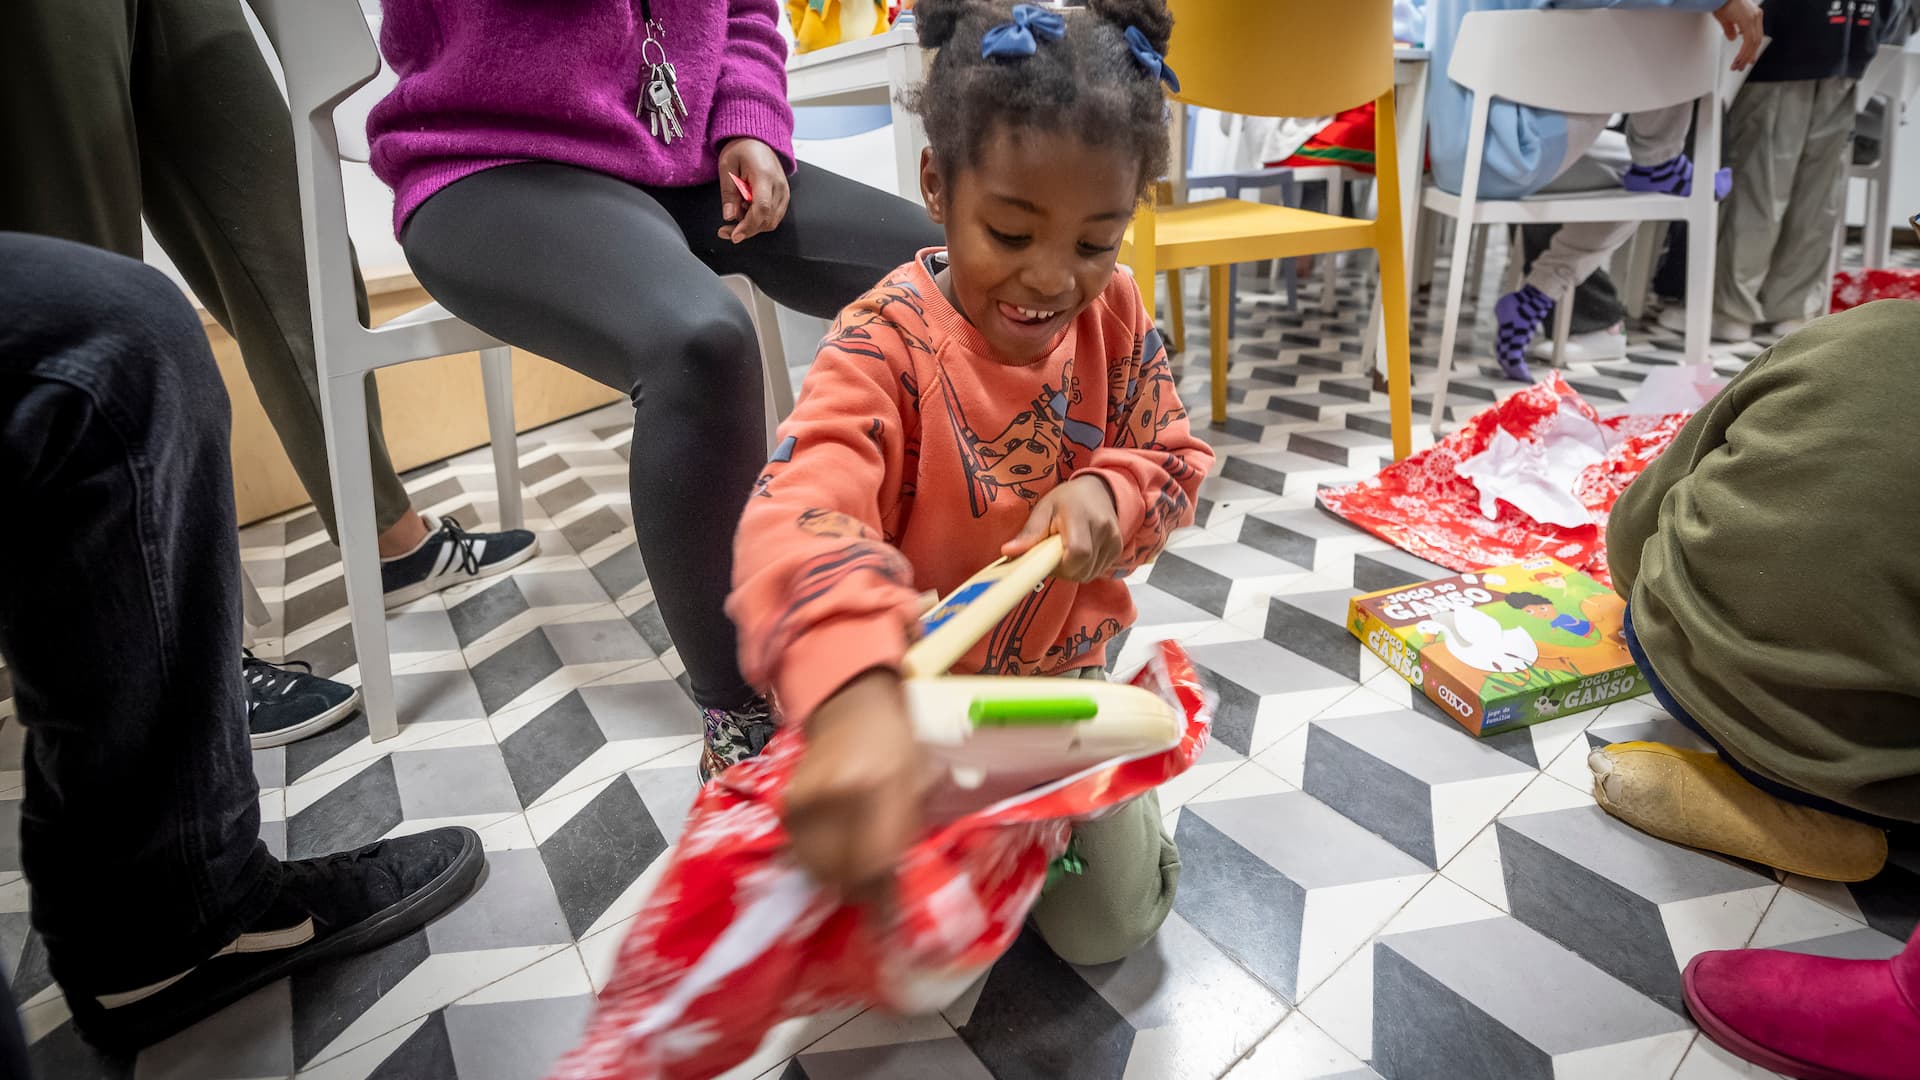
[
  {"xmin": 638, "ymin": 30, "xmax": 687, "ymax": 145},
  {"xmin": 642, "ymin": 61, "xmax": 687, "ymax": 143}
]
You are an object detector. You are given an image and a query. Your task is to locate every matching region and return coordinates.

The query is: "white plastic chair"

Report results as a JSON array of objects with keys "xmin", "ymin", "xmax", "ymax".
[
  {"xmin": 1831, "ymin": 46, "xmax": 1920, "ymax": 286},
  {"xmin": 246, "ymin": 0, "xmax": 792, "ymax": 739},
  {"xmin": 1418, "ymin": 8, "xmax": 1726, "ymax": 435}
]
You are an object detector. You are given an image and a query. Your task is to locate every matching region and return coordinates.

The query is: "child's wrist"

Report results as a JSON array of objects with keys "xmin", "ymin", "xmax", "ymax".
[
  {"xmin": 1073, "ymin": 471, "xmax": 1118, "ymax": 510},
  {"xmin": 808, "ymin": 667, "xmax": 906, "ymax": 737}
]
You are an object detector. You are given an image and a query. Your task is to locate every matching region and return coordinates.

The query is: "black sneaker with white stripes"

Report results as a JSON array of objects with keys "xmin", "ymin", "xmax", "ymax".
[
  {"xmin": 61, "ymin": 826, "xmax": 484, "ymax": 1054},
  {"xmin": 243, "ymin": 650, "xmax": 360, "ymax": 749},
  {"xmin": 380, "ymin": 514, "xmax": 538, "ymax": 609}
]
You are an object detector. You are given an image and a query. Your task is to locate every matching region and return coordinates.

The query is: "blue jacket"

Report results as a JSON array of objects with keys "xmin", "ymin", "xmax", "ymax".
[{"xmin": 1425, "ymin": 0, "xmax": 1726, "ymax": 199}]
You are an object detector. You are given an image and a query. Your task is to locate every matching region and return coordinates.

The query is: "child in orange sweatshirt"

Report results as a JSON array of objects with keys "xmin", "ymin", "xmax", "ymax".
[{"xmin": 725, "ymin": 0, "xmax": 1214, "ymax": 963}]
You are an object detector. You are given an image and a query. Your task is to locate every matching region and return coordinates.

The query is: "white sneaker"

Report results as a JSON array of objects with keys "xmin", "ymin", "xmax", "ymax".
[
  {"xmin": 1656, "ymin": 304, "xmax": 1752, "ymax": 342},
  {"xmin": 1529, "ymin": 323, "xmax": 1628, "ymax": 363},
  {"xmin": 1767, "ymin": 317, "xmax": 1812, "ymax": 337}
]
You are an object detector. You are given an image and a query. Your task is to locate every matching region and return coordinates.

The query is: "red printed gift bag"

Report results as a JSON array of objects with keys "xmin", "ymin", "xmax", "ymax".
[{"xmin": 546, "ymin": 640, "xmax": 1214, "ymax": 1080}]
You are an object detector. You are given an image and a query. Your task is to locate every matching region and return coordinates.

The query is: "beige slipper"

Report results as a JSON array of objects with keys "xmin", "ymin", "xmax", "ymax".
[{"xmin": 1588, "ymin": 741, "xmax": 1888, "ymax": 883}]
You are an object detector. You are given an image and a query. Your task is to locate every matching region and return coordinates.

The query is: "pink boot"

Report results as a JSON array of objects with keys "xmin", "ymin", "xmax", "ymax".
[{"xmin": 1683, "ymin": 924, "xmax": 1920, "ymax": 1080}]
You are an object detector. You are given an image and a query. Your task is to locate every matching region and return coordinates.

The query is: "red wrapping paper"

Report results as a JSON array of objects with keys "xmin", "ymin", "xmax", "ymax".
[
  {"xmin": 546, "ymin": 640, "xmax": 1214, "ymax": 1080},
  {"xmin": 1316, "ymin": 373, "xmax": 1691, "ymax": 588},
  {"xmin": 1830, "ymin": 269, "xmax": 1920, "ymax": 312}
]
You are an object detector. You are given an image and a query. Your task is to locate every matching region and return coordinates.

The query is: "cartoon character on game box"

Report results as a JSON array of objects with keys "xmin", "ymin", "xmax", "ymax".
[{"xmin": 1483, "ymin": 568, "xmax": 1630, "ymax": 677}]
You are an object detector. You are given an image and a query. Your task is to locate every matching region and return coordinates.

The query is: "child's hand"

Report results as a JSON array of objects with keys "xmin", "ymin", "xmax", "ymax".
[
  {"xmin": 1003, "ymin": 474, "xmax": 1122, "ymax": 582},
  {"xmin": 784, "ymin": 669, "xmax": 928, "ymax": 899},
  {"xmin": 1713, "ymin": 0, "xmax": 1764, "ymax": 72}
]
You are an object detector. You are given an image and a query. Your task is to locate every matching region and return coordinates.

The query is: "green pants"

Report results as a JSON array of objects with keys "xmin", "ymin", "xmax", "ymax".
[
  {"xmin": 1713, "ymin": 77, "xmax": 1858, "ymax": 326},
  {"xmin": 1028, "ymin": 666, "xmax": 1183, "ymax": 966},
  {"xmin": 0, "ymin": 0, "xmax": 412, "ymax": 540}
]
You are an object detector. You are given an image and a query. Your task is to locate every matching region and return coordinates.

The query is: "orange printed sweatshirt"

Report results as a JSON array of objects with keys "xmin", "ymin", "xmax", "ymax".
[{"xmin": 727, "ymin": 251, "xmax": 1215, "ymax": 725}]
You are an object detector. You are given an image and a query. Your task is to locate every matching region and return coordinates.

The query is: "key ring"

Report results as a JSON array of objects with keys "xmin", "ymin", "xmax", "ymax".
[{"xmin": 641, "ymin": 35, "xmax": 669, "ymax": 68}]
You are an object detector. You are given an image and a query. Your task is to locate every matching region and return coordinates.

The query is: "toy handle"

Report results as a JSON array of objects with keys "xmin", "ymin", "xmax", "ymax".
[{"xmin": 902, "ymin": 535, "xmax": 1063, "ymax": 679}]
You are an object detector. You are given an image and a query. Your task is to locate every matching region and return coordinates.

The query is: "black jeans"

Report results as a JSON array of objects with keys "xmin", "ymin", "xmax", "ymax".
[
  {"xmin": 0, "ymin": 234, "xmax": 275, "ymax": 998},
  {"xmin": 402, "ymin": 161, "xmax": 942, "ymax": 710}
]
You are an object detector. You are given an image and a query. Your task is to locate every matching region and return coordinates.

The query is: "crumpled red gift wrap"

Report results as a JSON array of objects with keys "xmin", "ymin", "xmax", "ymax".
[
  {"xmin": 544, "ymin": 640, "xmax": 1214, "ymax": 1080},
  {"xmin": 1316, "ymin": 373, "xmax": 1691, "ymax": 588},
  {"xmin": 1830, "ymin": 269, "xmax": 1920, "ymax": 312}
]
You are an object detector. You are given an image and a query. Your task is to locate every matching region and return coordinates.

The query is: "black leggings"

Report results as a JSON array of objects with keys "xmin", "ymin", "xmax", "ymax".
[{"xmin": 402, "ymin": 161, "xmax": 941, "ymax": 709}]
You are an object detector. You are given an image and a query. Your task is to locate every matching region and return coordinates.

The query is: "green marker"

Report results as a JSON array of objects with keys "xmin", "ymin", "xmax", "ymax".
[{"xmin": 968, "ymin": 695, "xmax": 1099, "ymax": 727}]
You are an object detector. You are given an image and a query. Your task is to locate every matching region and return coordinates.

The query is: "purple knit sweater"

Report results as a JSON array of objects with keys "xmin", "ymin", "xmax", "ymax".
[{"xmin": 368, "ymin": 0, "xmax": 795, "ymax": 233}]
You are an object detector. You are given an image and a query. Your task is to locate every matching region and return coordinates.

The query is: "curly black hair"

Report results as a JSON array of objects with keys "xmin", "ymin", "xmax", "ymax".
[
  {"xmin": 904, "ymin": 0, "xmax": 1174, "ymax": 198},
  {"xmin": 1504, "ymin": 592, "xmax": 1555, "ymax": 610}
]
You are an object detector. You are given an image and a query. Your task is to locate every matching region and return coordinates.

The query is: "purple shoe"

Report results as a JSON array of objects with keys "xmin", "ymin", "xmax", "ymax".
[{"xmin": 1492, "ymin": 285, "xmax": 1549, "ymax": 383}]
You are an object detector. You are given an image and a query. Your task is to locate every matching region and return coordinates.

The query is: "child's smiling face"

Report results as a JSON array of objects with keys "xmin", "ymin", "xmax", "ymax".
[{"xmin": 922, "ymin": 125, "xmax": 1141, "ymax": 364}]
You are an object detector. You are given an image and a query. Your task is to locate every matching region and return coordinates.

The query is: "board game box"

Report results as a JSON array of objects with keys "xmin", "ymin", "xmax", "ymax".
[{"xmin": 1346, "ymin": 557, "xmax": 1646, "ymax": 736}]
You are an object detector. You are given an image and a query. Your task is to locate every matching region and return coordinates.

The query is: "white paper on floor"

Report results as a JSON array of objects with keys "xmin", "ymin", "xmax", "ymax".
[
  {"xmin": 1617, "ymin": 363, "xmax": 1725, "ymax": 417},
  {"xmin": 1453, "ymin": 398, "xmax": 1610, "ymax": 528}
]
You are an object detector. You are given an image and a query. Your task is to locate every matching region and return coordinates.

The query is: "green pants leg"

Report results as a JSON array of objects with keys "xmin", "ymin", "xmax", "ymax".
[
  {"xmin": 1714, "ymin": 78, "xmax": 1858, "ymax": 327},
  {"xmin": 1757, "ymin": 77, "xmax": 1855, "ymax": 324},
  {"xmin": 1027, "ymin": 666, "xmax": 1182, "ymax": 966},
  {"xmin": 1031, "ymin": 788, "xmax": 1181, "ymax": 966},
  {"xmin": 0, "ymin": 0, "xmax": 413, "ymax": 541}
]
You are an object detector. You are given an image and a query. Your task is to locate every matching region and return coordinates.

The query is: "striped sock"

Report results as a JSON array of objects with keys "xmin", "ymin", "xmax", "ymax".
[
  {"xmin": 1492, "ymin": 284, "xmax": 1552, "ymax": 382},
  {"xmin": 1624, "ymin": 154, "xmax": 1695, "ymax": 196}
]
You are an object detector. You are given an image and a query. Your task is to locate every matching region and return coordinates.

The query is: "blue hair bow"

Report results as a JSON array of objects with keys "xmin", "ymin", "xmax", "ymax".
[
  {"xmin": 980, "ymin": 3, "xmax": 1067, "ymax": 60},
  {"xmin": 1123, "ymin": 25, "xmax": 1180, "ymax": 92}
]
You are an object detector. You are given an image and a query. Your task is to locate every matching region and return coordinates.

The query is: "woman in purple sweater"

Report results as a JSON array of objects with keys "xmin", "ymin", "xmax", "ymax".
[{"xmin": 368, "ymin": 0, "xmax": 940, "ymax": 773}]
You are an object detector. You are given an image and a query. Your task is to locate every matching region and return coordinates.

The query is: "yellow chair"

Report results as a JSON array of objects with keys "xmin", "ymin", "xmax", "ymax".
[{"xmin": 1123, "ymin": 0, "xmax": 1414, "ymax": 460}]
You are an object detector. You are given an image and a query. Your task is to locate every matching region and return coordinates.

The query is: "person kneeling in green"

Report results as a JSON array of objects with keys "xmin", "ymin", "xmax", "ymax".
[{"xmin": 1593, "ymin": 298, "xmax": 1920, "ymax": 883}]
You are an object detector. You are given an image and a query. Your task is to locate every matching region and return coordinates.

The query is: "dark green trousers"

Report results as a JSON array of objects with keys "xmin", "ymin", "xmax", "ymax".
[{"xmin": 0, "ymin": 0, "xmax": 413, "ymax": 539}]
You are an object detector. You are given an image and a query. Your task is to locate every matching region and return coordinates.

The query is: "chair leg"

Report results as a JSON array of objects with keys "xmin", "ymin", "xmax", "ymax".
[
  {"xmin": 1416, "ymin": 208, "xmax": 1440, "ymax": 291},
  {"xmin": 242, "ymin": 564, "xmax": 272, "ymax": 630},
  {"xmin": 1430, "ymin": 212, "xmax": 1477, "ymax": 437},
  {"xmin": 241, "ymin": 563, "xmax": 270, "ymax": 650},
  {"xmin": 1550, "ymin": 284, "xmax": 1575, "ymax": 366},
  {"xmin": 1361, "ymin": 280, "xmax": 1384, "ymax": 380},
  {"xmin": 323, "ymin": 372, "xmax": 399, "ymax": 742},
  {"xmin": 1684, "ymin": 210, "xmax": 1714, "ymax": 365},
  {"xmin": 1274, "ymin": 172, "xmax": 1302, "ymax": 312},
  {"xmin": 1209, "ymin": 264, "xmax": 1230, "ymax": 427},
  {"xmin": 1227, "ymin": 263, "xmax": 1239, "ymax": 341},
  {"xmin": 1865, "ymin": 174, "xmax": 1891, "ymax": 269},
  {"xmin": 1828, "ymin": 211, "xmax": 1847, "ymax": 313},
  {"xmin": 1166, "ymin": 270, "xmax": 1185, "ymax": 352},
  {"xmin": 755, "ymin": 291, "xmax": 794, "ymax": 453},
  {"xmin": 720, "ymin": 273, "xmax": 794, "ymax": 454},
  {"xmin": 1465, "ymin": 223, "xmax": 1489, "ymax": 305},
  {"xmin": 1378, "ymin": 258, "xmax": 1415, "ymax": 461},
  {"xmin": 1621, "ymin": 222, "xmax": 1663, "ymax": 321},
  {"xmin": 1500, "ymin": 226, "xmax": 1524, "ymax": 296},
  {"xmin": 1321, "ymin": 181, "xmax": 1344, "ymax": 312},
  {"xmin": 478, "ymin": 346, "xmax": 523, "ymax": 531}
]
